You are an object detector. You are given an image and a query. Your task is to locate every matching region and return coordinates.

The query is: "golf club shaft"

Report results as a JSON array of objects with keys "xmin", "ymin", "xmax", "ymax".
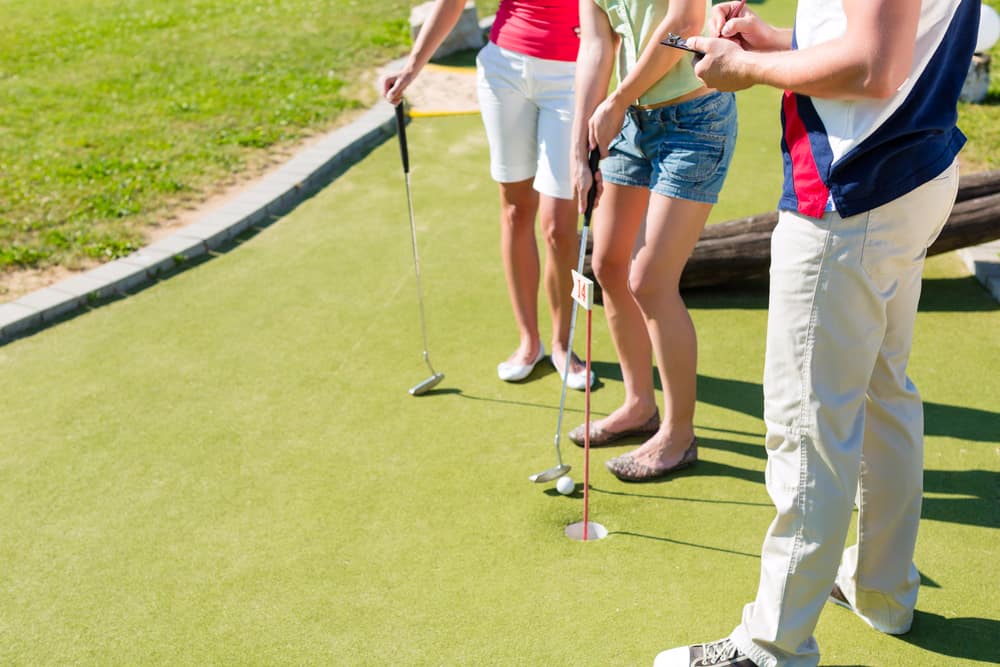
[
  {"xmin": 551, "ymin": 148, "xmax": 602, "ymax": 459},
  {"xmin": 584, "ymin": 307, "xmax": 592, "ymax": 540},
  {"xmin": 395, "ymin": 103, "xmax": 438, "ymax": 377}
]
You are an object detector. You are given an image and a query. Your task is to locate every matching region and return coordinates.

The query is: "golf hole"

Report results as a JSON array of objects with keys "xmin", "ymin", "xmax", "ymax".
[{"xmin": 565, "ymin": 521, "xmax": 608, "ymax": 541}]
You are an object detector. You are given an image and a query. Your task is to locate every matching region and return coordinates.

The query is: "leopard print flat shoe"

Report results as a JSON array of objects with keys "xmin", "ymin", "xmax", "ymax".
[
  {"xmin": 605, "ymin": 437, "xmax": 698, "ymax": 482},
  {"xmin": 567, "ymin": 410, "xmax": 660, "ymax": 448}
]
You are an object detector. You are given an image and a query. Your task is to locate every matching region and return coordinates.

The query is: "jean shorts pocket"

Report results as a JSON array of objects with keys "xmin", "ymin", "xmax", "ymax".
[
  {"xmin": 662, "ymin": 93, "xmax": 735, "ymax": 184},
  {"xmin": 660, "ymin": 132, "xmax": 726, "ymax": 184}
]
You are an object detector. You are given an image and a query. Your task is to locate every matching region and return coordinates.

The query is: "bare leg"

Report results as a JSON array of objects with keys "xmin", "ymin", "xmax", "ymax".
[
  {"xmin": 588, "ymin": 182, "xmax": 658, "ymax": 430},
  {"xmin": 498, "ymin": 179, "xmax": 543, "ymax": 365},
  {"xmin": 538, "ymin": 194, "xmax": 587, "ymax": 376},
  {"xmin": 624, "ymin": 193, "xmax": 712, "ymax": 467}
]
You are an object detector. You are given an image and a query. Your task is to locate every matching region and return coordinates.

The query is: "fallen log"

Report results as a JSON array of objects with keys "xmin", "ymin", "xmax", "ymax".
[{"xmin": 583, "ymin": 170, "xmax": 1000, "ymax": 297}]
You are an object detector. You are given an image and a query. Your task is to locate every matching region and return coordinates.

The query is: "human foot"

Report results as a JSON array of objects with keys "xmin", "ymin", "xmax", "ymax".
[
  {"xmin": 568, "ymin": 408, "xmax": 660, "ymax": 447},
  {"xmin": 497, "ymin": 342, "xmax": 546, "ymax": 382},
  {"xmin": 549, "ymin": 347, "xmax": 595, "ymax": 390},
  {"xmin": 605, "ymin": 433, "xmax": 698, "ymax": 482},
  {"xmin": 654, "ymin": 638, "xmax": 756, "ymax": 666}
]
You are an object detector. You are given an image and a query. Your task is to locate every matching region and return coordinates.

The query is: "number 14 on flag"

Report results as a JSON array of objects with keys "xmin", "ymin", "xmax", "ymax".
[{"xmin": 571, "ymin": 270, "xmax": 594, "ymax": 311}]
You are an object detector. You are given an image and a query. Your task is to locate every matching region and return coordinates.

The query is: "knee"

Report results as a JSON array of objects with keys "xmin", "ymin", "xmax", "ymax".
[
  {"xmin": 627, "ymin": 269, "xmax": 649, "ymax": 308},
  {"xmin": 592, "ymin": 253, "xmax": 630, "ymax": 291},
  {"xmin": 500, "ymin": 202, "xmax": 536, "ymax": 232},
  {"xmin": 628, "ymin": 265, "xmax": 675, "ymax": 311},
  {"xmin": 539, "ymin": 219, "xmax": 577, "ymax": 255}
]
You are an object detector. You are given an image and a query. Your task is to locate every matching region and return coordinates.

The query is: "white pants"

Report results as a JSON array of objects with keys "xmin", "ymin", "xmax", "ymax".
[
  {"xmin": 475, "ymin": 41, "xmax": 575, "ymax": 200},
  {"xmin": 731, "ymin": 161, "xmax": 959, "ymax": 667}
]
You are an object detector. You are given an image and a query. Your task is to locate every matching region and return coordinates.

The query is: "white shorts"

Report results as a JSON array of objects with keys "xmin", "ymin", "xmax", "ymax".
[{"xmin": 475, "ymin": 41, "xmax": 576, "ymax": 201}]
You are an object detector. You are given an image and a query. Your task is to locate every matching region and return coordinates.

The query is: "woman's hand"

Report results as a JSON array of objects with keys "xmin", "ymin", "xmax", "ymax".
[
  {"xmin": 381, "ymin": 69, "xmax": 416, "ymax": 107},
  {"xmin": 573, "ymin": 149, "xmax": 603, "ymax": 215},
  {"xmin": 587, "ymin": 95, "xmax": 627, "ymax": 160}
]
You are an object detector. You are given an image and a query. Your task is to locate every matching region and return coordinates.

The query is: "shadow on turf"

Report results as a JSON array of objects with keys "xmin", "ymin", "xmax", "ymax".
[
  {"xmin": 590, "ymin": 364, "xmax": 766, "ymax": 421},
  {"xmin": 609, "ymin": 529, "xmax": 760, "ymax": 559},
  {"xmin": 921, "ymin": 468, "xmax": 1000, "ymax": 529},
  {"xmin": 649, "ymin": 272, "xmax": 999, "ymax": 314},
  {"xmin": 591, "ymin": 484, "xmax": 769, "ymax": 508},
  {"xmin": 897, "ymin": 611, "xmax": 1000, "ymax": 664},
  {"xmin": 924, "ymin": 401, "xmax": 1000, "ymax": 442},
  {"xmin": 918, "ymin": 275, "xmax": 1000, "ymax": 312},
  {"xmin": 451, "ymin": 389, "xmax": 604, "ymax": 417}
]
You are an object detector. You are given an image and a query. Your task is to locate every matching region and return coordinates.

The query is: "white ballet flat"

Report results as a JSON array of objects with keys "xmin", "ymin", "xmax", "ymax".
[
  {"xmin": 550, "ymin": 356, "xmax": 596, "ymax": 391},
  {"xmin": 497, "ymin": 344, "xmax": 546, "ymax": 382}
]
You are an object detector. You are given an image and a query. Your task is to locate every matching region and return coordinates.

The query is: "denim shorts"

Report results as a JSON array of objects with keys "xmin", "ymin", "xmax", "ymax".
[{"xmin": 601, "ymin": 91, "xmax": 737, "ymax": 204}]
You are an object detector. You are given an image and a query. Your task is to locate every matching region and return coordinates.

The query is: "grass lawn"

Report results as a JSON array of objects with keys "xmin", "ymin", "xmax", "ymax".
[
  {"xmin": 1, "ymin": 107, "xmax": 998, "ymax": 664},
  {"xmin": 0, "ymin": 0, "xmax": 425, "ymax": 272}
]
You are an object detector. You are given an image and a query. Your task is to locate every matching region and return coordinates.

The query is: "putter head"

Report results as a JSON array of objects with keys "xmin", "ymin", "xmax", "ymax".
[
  {"xmin": 529, "ymin": 463, "xmax": 571, "ymax": 484},
  {"xmin": 409, "ymin": 373, "xmax": 444, "ymax": 396}
]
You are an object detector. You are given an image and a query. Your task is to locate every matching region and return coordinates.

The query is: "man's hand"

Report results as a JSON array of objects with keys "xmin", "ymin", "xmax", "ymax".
[
  {"xmin": 708, "ymin": 2, "xmax": 788, "ymax": 52},
  {"xmin": 685, "ymin": 36, "xmax": 755, "ymax": 92}
]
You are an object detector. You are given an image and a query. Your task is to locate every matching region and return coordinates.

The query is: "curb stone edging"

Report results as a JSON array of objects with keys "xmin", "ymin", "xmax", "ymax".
[
  {"xmin": 958, "ymin": 239, "xmax": 1000, "ymax": 303},
  {"xmin": 0, "ymin": 99, "xmax": 399, "ymax": 345}
]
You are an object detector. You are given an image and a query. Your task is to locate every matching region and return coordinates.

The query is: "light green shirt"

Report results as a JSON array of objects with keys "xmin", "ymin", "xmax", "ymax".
[{"xmin": 595, "ymin": 0, "xmax": 711, "ymax": 106}]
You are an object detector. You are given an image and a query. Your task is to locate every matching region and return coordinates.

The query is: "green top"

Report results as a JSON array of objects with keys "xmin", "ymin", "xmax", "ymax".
[{"xmin": 595, "ymin": 0, "xmax": 710, "ymax": 106}]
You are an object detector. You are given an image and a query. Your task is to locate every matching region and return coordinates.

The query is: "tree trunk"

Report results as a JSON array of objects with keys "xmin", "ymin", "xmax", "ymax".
[{"xmin": 583, "ymin": 170, "xmax": 1000, "ymax": 299}]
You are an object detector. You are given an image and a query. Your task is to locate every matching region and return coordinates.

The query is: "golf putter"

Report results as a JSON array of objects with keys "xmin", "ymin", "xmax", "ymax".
[
  {"xmin": 530, "ymin": 147, "xmax": 601, "ymax": 483},
  {"xmin": 395, "ymin": 103, "xmax": 444, "ymax": 396}
]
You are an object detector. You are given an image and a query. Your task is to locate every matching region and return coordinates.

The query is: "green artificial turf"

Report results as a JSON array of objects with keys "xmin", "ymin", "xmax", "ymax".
[{"xmin": 1, "ymin": 113, "xmax": 997, "ymax": 665}]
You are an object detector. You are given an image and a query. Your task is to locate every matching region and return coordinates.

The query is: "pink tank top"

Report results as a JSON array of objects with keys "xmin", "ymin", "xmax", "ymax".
[{"xmin": 489, "ymin": 0, "xmax": 580, "ymax": 62}]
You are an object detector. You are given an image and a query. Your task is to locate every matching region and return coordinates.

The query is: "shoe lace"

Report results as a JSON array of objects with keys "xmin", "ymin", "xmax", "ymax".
[{"xmin": 698, "ymin": 638, "xmax": 741, "ymax": 665}]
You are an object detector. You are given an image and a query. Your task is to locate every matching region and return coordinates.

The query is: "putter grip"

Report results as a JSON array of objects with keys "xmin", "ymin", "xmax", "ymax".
[
  {"xmin": 394, "ymin": 103, "xmax": 409, "ymax": 174},
  {"xmin": 584, "ymin": 147, "xmax": 600, "ymax": 223}
]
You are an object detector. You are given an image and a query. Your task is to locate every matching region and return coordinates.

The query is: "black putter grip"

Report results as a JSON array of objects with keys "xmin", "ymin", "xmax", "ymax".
[
  {"xmin": 584, "ymin": 147, "xmax": 601, "ymax": 224},
  {"xmin": 394, "ymin": 103, "xmax": 409, "ymax": 174}
]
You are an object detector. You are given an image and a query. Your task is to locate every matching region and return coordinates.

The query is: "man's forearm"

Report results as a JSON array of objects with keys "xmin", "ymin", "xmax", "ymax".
[{"xmin": 741, "ymin": 35, "xmax": 907, "ymax": 99}]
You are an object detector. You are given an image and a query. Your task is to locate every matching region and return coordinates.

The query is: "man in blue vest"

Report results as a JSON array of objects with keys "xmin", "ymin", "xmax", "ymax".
[{"xmin": 655, "ymin": 1, "xmax": 980, "ymax": 665}]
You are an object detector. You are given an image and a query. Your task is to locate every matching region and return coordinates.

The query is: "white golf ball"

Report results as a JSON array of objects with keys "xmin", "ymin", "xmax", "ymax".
[{"xmin": 556, "ymin": 475, "xmax": 575, "ymax": 495}]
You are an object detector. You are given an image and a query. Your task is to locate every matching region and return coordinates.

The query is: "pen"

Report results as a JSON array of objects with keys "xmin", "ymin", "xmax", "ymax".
[{"xmin": 729, "ymin": 0, "xmax": 747, "ymax": 20}]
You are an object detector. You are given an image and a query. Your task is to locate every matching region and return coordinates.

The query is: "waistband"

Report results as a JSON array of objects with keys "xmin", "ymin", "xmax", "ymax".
[{"xmin": 632, "ymin": 87, "xmax": 711, "ymax": 111}]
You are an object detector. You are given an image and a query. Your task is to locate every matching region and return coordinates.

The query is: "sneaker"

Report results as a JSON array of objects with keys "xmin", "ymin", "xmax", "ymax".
[
  {"xmin": 654, "ymin": 638, "xmax": 756, "ymax": 667},
  {"xmin": 828, "ymin": 583, "xmax": 852, "ymax": 610},
  {"xmin": 827, "ymin": 582, "xmax": 910, "ymax": 635}
]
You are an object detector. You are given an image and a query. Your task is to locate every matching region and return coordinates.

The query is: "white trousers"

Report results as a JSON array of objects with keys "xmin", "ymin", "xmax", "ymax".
[
  {"xmin": 475, "ymin": 41, "xmax": 576, "ymax": 200},
  {"xmin": 731, "ymin": 161, "xmax": 959, "ymax": 667}
]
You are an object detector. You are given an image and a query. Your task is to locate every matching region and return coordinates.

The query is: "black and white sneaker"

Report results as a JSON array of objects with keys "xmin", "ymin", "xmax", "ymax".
[{"xmin": 655, "ymin": 638, "xmax": 757, "ymax": 666}]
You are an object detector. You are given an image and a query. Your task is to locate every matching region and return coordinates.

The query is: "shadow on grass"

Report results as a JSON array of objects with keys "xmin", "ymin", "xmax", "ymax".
[
  {"xmin": 918, "ymin": 275, "xmax": 1000, "ymax": 312},
  {"xmin": 897, "ymin": 610, "xmax": 1000, "ymax": 664},
  {"xmin": 607, "ymin": 530, "xmax": 760, "ymax": 559},
  {"xmin": 591, "ymin": 483, "xmax": 769, "ymax": 508},
  {"xmin": 922, "ymin": 468, "xmax": 1000, "ymax": 529},
  {"xmin": 589, "ymin": 365, "xmax": 765, "ymax": 422},
  {"xmin": 924, "ymin": 401, "xmax": 1000, "ymax": 442},
  {"xmin": 452, "ymin": 389, "xmax": 601, "ymax": 417},
  {"xmin": 683, "ymin": 280, "xmax": 770, "ymax": 309}
]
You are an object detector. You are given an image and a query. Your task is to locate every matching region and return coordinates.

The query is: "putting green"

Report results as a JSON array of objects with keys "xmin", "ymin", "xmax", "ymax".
[{"xmin": 1, "ymin": 112, "xmax": 997, "ymax": 665}]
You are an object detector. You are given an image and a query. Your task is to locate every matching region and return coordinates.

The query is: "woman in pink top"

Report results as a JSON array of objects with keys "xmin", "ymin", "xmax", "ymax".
[{"xmin": 383, "ymin": 0, "xmax": 594, "ymax": 390}]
